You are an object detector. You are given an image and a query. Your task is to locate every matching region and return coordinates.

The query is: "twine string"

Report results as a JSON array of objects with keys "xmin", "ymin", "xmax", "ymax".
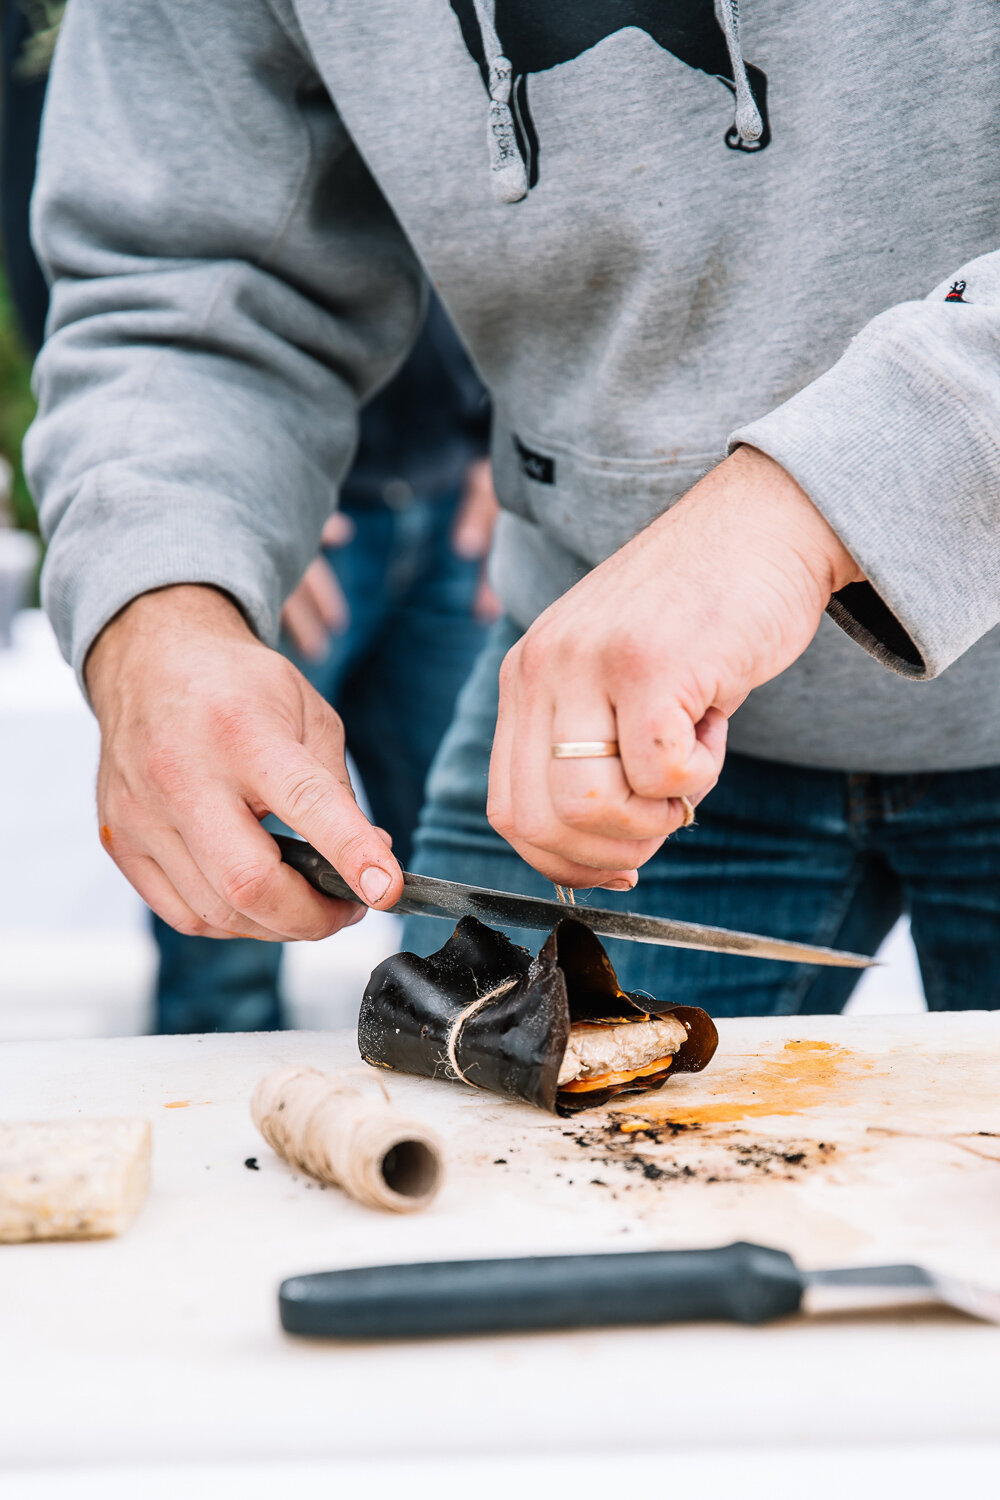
[{"xmin": 445, "ymin": 977, "xmax": 519, "ymax": 1087}]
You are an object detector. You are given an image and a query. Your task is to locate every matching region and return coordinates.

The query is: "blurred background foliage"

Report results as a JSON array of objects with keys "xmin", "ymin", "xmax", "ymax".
[{"xmin": 0, "ymin": 259, "xmax": 38, "ymax": 532}]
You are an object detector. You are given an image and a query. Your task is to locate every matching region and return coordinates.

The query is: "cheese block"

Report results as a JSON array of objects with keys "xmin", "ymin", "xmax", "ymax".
[{"xmin": 0, "ymin": 1118, "xmax": 152, "ymax": 1242}]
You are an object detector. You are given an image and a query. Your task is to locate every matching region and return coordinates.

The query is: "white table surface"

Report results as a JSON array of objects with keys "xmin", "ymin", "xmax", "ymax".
[{"xmin": 2, "ymin": 1014, "xmax": 998, "ymax": 1484}]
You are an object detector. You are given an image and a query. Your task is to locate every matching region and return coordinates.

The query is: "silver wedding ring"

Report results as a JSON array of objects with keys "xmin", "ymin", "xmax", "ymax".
[{"xmin": 551, "ymin": 740, "xmax": 620, "ymax": 759}]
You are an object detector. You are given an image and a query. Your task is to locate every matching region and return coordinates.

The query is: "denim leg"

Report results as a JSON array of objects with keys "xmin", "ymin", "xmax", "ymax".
[
  {"xmin": 336, "ymin": 489, "xmax": 488, "ymax": 865},
  {"xmin": 406, "ymin": 620, "xmax": 903, "ymax": 1017},
  {"xmin": 876, "ymin": 766, "xmax": 1000, "ymax": 1011},
  {"xmin": 152, "ymin": 914, "xmax": 284, "ymax": 1033}
]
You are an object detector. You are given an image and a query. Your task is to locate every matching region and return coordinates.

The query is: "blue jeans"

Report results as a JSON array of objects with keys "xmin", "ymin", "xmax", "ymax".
[
  {"xmin": 404, "ymin": 620, "xmax": 1000, "ymax": 1017},
  {"xmin": 153, "ymin": 488, "xmax": 489, "ymax": 1033}
]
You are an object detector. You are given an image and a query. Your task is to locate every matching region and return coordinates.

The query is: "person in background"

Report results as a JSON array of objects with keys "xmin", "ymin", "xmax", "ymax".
[{"xmin": 1, "ymin": 2, "xmax": 497, "ymax": 1032}]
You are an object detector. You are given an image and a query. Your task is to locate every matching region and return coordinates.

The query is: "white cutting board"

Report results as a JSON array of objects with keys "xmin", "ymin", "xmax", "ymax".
[{"xmin": 1, "ymin": 1014, "xmax": 998, "ymax": 1468}]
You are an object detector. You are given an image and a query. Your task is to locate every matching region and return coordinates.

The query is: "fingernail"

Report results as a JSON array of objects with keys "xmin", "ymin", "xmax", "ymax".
[
  {"xmin": 603, "ymin": 877, "xmax": 635, "ymax": 893},
  {"xmin": 360, "ymin": 866, "xmax": 392, "ymax": 905}
]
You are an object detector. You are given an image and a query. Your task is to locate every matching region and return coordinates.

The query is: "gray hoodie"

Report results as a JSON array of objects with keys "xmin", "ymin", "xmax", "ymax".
[{"xmin": 26, "ymin": 0, "xmax": 1000, "ymax": 772}]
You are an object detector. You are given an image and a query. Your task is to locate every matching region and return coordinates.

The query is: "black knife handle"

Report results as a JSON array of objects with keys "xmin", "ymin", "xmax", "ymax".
[
  {"xmin": 279, "ymin": 1243, "xmax": 804, "ymax": 1340},
  {"xmin": 275, "ymin": 834, "xmax": 356, "ymax": 903}
]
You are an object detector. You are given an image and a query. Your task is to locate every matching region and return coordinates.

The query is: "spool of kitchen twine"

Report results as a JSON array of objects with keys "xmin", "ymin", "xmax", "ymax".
[{"xmin": 251, "ymin": 1065, "xmax": 443, "ymax": 1214}]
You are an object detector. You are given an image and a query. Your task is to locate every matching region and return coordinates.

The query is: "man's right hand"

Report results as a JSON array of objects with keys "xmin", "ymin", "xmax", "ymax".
[{"xmin": 86, "ymin": 585, "xmax": 403, "ymax": 940}]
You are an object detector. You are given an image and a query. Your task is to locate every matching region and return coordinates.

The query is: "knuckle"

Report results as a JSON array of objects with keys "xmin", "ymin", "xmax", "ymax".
[
  {"xmin": 218, "ymin": 860, "xmax": 277, "ymax": 912},
  {"xmin": 624, "ymin": 764, "xmax": 669, "ymax": 800},
  {"xmin": 609, "ymin": 631, "xmax": 648, "ymax": 678},
  {"xmin": 551, "ymin": 792, "xmax": 603, "ymax": 833},
  {"xmin": 496, "ymin": 650, "xmax": 520, "ymax": 698},
  {"xmin": 172, "ymin": 912, "xmax": 210, "ymax": 939},
  {"xmin": 278, "ymin": 770, "xmax": 334, "ymax": 829},
  {"xmin": 201, "ymin": 897, "xmax": 240, "ymax": 932},
  {"xmin": 327, "ymin": 830, "xmax": 373, "ymax": 875},
  {"xmin": 297, "ymin": 912, "xmax": 344, "ymax": 942},
  {"xmin": 486, "ymin": 790, "xmax": 511, "ymax": 834},
  {"xmin": 517, "ymin": 629, "xmax": 554, "ymax": 678},
  {"xmin": 142, "ymin": 741, "xmax": 191, "ymax": 797},
  {"xmin": 516, "ymin": 814, "xmax": 559, "ymax": 849},
  {"xmin": 205, "ymin": 698, "xmax": 257, "ymax": 752}
]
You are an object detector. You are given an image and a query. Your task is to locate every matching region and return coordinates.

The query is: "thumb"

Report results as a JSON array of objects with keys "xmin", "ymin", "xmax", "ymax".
[{"xmin": 267, "ymin": 745, "xmax": 403, "ymax": 909}]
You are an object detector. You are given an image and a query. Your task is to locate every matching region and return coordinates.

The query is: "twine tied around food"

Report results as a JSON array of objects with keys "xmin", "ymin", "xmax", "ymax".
[{"xmin": 444, "ymin": 977, "xmax": 520, "ymax": 1087}]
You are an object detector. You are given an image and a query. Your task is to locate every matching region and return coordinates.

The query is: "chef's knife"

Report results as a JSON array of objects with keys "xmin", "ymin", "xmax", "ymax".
[
  {"xmin": 276, "ymin": 834, "xmax": 872, "ymax": 968},
  {"xmin": 278, "ymin": 1242, "xmax": 1000, "ymax": 1340}
]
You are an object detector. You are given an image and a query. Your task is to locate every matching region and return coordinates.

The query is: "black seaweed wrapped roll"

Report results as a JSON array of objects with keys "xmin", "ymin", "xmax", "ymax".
[{"xmin": 358, "ymin": 916, "xmax": 718, "ymax": 1116}]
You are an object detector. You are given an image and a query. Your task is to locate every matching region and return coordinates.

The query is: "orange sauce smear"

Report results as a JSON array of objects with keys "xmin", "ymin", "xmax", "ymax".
[{"xmin": 614, "ymin": 1039, "xmax": 850, "ymax": 1127}]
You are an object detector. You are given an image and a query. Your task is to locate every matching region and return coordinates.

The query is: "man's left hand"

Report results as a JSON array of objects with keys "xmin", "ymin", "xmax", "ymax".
[{"xmin": 487, "ymin": 447, "xmax": 863, "ymax": 891}]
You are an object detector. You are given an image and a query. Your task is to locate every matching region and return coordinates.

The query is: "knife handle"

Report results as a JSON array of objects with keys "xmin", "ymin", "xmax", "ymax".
[
  {"xmin": 275, "ymin": 834, "xmax": 356, "ymax": 904},
  {"xmin": 279, "ymin": 1243, "xmax": 804, "ymax": 1340}
]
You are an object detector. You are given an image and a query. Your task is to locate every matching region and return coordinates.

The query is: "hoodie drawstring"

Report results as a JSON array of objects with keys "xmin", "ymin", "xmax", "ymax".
[
  {"xmin": 717, "ymin": 0, "xmax": 763, "ymax": 145},
  {"xmin": 472, "ymin": 0, "xmax": 529, "ymax": 204}
]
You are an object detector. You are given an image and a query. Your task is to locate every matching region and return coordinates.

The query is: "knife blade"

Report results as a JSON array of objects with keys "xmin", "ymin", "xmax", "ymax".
[
  {"xmin": 278, "ymin": 1242, "xmax": 1000, "ymax": 1340},
  {"xmin": 275, "ymin": 834, "xmax": 872, "ymax": 968}
]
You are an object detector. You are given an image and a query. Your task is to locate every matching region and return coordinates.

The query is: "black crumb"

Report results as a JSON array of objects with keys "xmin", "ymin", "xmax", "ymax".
[
  {"xmin": 590, "ymin": 1178, "xmax": 608, "ymax": 1187},
  {"xmin": 493, "ymin": 1158, "xmax": 508, "ymax": 1165},
  {"xmin": 243, "ymin": 1157, "xmax": 259, "ymax": 1171}
]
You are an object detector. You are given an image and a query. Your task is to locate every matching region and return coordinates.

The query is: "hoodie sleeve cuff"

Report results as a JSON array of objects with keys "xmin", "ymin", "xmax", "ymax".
[
  {"xmin": 729, "ymin": 311, "xmax": 1000, "ymax": 680},
  {"xmin": 41, "ymin": 483, "xmax": 291, "ymax": 699}
]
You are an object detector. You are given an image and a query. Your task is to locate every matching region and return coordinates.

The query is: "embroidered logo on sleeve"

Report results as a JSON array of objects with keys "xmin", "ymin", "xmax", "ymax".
[{"xmin": 945, "ymin": 280, "xmax": 968, "ymax": 303}]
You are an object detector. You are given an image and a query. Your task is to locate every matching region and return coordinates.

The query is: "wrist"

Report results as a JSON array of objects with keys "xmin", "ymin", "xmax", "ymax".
[
  {"xmin": 727, "ymin": 445, "xmax": 864, "ymax": 597},
  {"xmin": 85, "ymin": 585, "xmax": 254, "ymax": 713}
]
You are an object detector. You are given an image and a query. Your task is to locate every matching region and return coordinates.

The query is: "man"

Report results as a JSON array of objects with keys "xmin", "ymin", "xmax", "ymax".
[{"xmin": 27, "ymin": 1, "xmax": 1000, "ymax": 1016}]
